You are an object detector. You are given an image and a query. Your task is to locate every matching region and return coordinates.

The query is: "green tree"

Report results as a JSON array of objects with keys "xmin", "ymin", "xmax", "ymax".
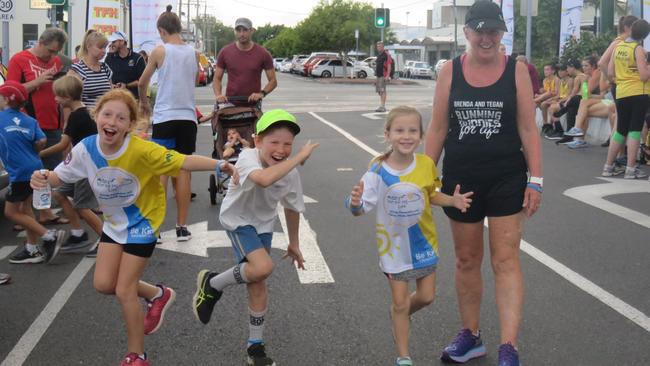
[
  {"xmin": 193, "ymin": 15, "xmax": 235, "ymax": 56},
  {"xmin": 253, "ymin": 23, "xmax": 288, "ymax": 45},
  {"xmin": 294, "ymin": 0, "xmax": 381, "ymax": 55},
  {"xmin": 264, "ymin": 28, "xmax": 300, "ymax": 57}
]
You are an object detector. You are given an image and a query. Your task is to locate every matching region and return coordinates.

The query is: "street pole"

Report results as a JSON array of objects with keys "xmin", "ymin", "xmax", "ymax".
[
  {"xmin": 525, "ymin": 0, "xmax": 532, "ymax": 60},
  {"xmin": 2, "ymin": 22, "xmax": 8, "ymax": 65},
  {"xmin": 453, "ymin": 0, "xmax": 458, "ymax": 58},
  {"xmin": 381, "ymin": 3, "xmax": 385, "ymax": 43}
]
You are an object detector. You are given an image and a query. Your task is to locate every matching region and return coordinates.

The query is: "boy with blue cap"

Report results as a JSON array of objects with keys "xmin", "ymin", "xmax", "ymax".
[{"xmin": 193, "ymin": 109, "xmax": 318, "ymax": 365}]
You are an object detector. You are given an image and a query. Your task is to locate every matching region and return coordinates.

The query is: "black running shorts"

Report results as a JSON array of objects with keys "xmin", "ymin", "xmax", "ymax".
[
  {"xmin": 100, "ymin": 232, "xmax": 156, "ymax": 258},
  {"xmin": 5, "ymin": 181, "xmax": 33, "ymax": 203},
  {"xmin": 151, "ymin": 120, "xmax": 197, "ymax": 154},
  {"xmin": 441, "ymin": 171, "xmax": 527, "ymax": 223}
]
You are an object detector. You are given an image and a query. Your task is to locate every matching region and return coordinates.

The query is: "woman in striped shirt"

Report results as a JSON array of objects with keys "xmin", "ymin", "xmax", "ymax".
[{"xmin": 68, "ymin": 30, "xmax": 113, "ymax": 109}]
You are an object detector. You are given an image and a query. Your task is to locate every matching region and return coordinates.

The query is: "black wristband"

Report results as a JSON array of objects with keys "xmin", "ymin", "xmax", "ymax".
[{"xmin": 261, "ymin": 90, "xmax": 268, "ymax": 97}]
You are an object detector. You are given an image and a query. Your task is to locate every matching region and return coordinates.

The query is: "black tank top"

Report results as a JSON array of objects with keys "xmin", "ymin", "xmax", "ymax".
[{"xmin": 443, "ymin": 55, "xmax": 526, "ymax": 178}]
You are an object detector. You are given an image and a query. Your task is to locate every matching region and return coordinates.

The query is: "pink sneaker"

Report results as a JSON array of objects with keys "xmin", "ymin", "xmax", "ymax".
[
  {"xmin": 120, "ymin": 353, "xmax": 149, "ymax": 365},
  {"xmin": 144, "ymin": 285, "xmax": 176, "ymax": 335}
]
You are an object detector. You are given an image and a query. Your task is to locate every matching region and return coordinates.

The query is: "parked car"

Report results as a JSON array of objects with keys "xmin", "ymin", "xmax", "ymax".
[
  {"xmin": 311, "ymin": 59, "xmax": 375, "ymax": 78},
  {"xmin": 361, "ymin": 56, "xmax": 376, "ymax": 70},
  {"xmin": 290, "ymin": 54, "xmax": 309, "ymax": 74},
  {"xmin": 279, "ymin": 59, "xmax": 293, "ymax": 73},
  {"xmin": 273, "ymin": 57, "xmax": 286, "ymax": 71},
  {"xmin": 404, "ymin": 61, "xmax": 433, "ymax": 79},
  {"xmin": 433, "ymin": 59, "xmax": 448, "ymax": 80},
  {"xmin": 197, "ymin": 64, "xmax": 208, "ymax": 86},
  {"xmin": 198, "ymin": 53, "xmax": 213, "ymax": 84}
]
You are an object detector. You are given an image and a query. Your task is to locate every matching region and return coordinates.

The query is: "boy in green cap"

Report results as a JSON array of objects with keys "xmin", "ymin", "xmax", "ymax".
[{"xmin": 193, "ymin": 109, "xmax": 319, "ymax": 365}]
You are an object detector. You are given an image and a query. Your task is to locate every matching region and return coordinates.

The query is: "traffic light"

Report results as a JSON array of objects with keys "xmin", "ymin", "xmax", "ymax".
[{"xmin": 375, "ymin": 8, "xmax": 390, "ymax": 28}]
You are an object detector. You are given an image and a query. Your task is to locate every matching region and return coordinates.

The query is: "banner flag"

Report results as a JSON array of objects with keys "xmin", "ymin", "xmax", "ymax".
[{"xmin": 559, "ymin": 0, "xmax": 584, "ymax": 55}]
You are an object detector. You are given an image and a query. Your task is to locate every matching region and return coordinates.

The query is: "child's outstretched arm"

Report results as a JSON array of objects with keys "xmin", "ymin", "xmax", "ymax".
[
  {"xmin": 281, "ymin": 208, "xmax": 305, "ymax": 270},
  {"xmin": 430, "ymin": 184, "xmax": 473, "ymax": 213},
  {"xmin": 346, "ymin": 180, "xmax": 365, "ymax": 216},
  {"xmin": 249, "ymin": 140, "xmax": 319, "ymax": 188},
  {"xmin": 181, "ymin": 155, "xmax": 239, "ymax": 185},
  {"xmin": 39, "ymin": 135, "xmax": 71, "ymax": 158}
]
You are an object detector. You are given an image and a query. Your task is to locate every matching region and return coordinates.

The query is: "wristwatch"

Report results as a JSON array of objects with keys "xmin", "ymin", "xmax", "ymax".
[
  {"xmin": 528, "ymin": 176, "xmax": 543, "ymax": 187},
  {"xmin": 261, "ymin": 90, "xmax": 268, "ymax": 97}
]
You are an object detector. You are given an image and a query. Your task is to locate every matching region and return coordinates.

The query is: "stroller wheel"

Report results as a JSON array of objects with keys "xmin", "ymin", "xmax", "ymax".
[{"xmin": 209, "ymin": 174, "xmax": 217, "ymax": 205}]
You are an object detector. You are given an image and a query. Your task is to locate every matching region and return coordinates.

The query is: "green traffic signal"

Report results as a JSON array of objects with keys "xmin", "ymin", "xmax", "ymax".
[{"xmin": 375, "ymin": 8, "xmax": 385, "ymax": 28}]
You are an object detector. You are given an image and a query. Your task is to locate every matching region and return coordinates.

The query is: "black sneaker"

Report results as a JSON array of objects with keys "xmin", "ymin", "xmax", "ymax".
[
  {"xmin": 190, "ymin": 192, "xmax": 197, "ymax": 200},
  {"xmin": 247, "ymin": 343, "xmax": 276, "ymax": 366},
  {"xmin": 9, "ymin": 248, "xmax": 45, "ymax": 264},
  {"xmin": 176, "ymin": 226, "xmax": 192, "ymax": 242},
  {"xmin": 601, "ymin": 138, "xmax": 610, "ymax": 147},
  {"xmin": 556, "ymin": 135, "xmax": 574, "ymax": 145},
  {"xmin": 85, "ymin": 239, "xmax": 99, "ymax": 258},
  {"xmin": 192, "ymin": 270, "xmax": 222, "ymax": 324},
  {"xmin": 41, "ymin": 230, "xmax": 66, "ymax": 263},
  {"xmin": 60, "ymin": 232, "xmax": 90, "ymax": 253},
  {"xmin": 540, "ymin": 124, "xmax": 553, "ymax": 135},
  {"xmin": 544, "ymin": 130, "xmax": 564, "ymax": 140}
]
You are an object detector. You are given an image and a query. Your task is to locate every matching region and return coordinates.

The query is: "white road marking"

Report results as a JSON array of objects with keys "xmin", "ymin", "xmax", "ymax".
[
  {"xmin": 0, "ymin": 246, "xmax": 17, "ymax": 260},
  {"xmin": 361, "ymin": 112, "xmax": 388, "ymax": 120},
  {"xmin": 310, "ymin": 111, "xmax": 650, "ymax": 333},
  {"xmin": 1, "ymin": 258, "xmax": 96, "ymax": 366},
  {"xmin": 277, "ymin": 206, "xmax": 335, "ymax": 284},
  {"xmin": 309, "ymin": 112, "xmax": 379, "ymax": 157},
  {"xmin": 564, "ymin": 178, "xmax": 650, "ymax": 229},
  {"xmin": 157, "ymin": 195, "xmax": 333, "ymax": 283}
]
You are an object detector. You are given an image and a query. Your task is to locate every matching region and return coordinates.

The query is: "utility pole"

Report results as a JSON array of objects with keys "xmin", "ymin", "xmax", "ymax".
[
  {"xmin": 381, "ymin": 3, "xmax": 384, "ymax": 42},
  {"xmin": 600, "ymin": 0, "xmax": 614, "ymax": 34},
  {"xmin": 453, "ymin": 0, "xmax": 458, "ymax": 58},
  {"xmin": 525, "ymin": 0, "xmax": 532, "ymax": 60}
]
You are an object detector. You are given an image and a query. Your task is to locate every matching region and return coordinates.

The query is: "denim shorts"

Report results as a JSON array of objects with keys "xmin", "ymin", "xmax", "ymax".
[{"xmin": 226, "ymin": 225, "xmax": 273, "ymax": 263}]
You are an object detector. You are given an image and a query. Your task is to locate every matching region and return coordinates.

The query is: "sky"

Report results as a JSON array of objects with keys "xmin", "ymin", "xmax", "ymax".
[{"xmin": 197, "ymin": 0, "xmax": 436, "ymax": 28}]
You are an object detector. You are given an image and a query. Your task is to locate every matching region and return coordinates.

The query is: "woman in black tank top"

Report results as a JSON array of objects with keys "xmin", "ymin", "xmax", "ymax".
[{"xmin": 424, "ymin": 2, "xmax": 542, "ymax": 365}]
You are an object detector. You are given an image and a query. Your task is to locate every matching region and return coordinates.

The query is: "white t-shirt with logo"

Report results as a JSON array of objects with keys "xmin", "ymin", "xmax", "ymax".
[{"xmin": 219, "ymin": 148, "xmax": 305, "ymax": 233}]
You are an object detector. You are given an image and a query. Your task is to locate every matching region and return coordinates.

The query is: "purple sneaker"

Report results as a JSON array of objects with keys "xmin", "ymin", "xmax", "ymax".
[
  {"xmin": 441, "ymin": 329, "xmax": 487, "ymax": 363},
  {"xmin": 498, "ymin": 343, "xmax": 520, "ymax": 366}
]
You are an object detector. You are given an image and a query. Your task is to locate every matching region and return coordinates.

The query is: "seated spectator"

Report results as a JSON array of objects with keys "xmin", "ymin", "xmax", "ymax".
[
  {"xmin": 542, "ymin": 64, "xmax": 573, "ymax": 135},
  {"xmin": 535, "ymin": 63, "xmax": 559, "ymax": 126},
  {"xmin": 564, "ymin": 72, "xmax": 616, "ymax": 149}
]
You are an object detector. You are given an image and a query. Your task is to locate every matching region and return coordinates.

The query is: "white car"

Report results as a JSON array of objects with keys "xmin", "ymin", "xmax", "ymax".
[
  {"xmin": 404, "ymin": 61, "xmax": 433, "ymax": 79},
  {"xmin": 433, "ymin": 59, "xmax": 448, "ymax": 80},
  {"xmin": 311, "ymin": 59, "xmax": 375, "ymax": 78},
  {"xmin": 290, "ymin": 55, "xmax": 309, "ymax": 74},
  {"xmin": 273, "ymin": 58, "xmax": 286, "ymax": 71}
]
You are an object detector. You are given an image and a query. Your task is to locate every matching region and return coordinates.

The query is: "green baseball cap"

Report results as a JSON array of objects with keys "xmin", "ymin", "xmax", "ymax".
[{"xmin": 255, "ymin": 109, "xmax": 301, "ymax": 135}]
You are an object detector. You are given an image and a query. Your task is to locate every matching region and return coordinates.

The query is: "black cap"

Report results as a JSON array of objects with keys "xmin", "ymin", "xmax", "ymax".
[{"xmin": 465, "ymin": 0, "xmax": 507, "ymax": 32}]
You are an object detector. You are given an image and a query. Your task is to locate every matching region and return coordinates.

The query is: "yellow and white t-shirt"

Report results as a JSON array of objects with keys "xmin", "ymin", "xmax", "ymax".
[
  {"xmin": 359, "ymin": 154, "xmax": 442, "ymax": 274},
  {"xmin": 55, "ymin": 134, "xmax": 186, "ymax": 244}
]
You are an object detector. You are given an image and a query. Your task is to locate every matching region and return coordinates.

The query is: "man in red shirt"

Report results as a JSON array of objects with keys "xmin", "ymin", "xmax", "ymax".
[
  {"xmin": 213, "ymin": 17, "xmax": 276, "ymax": 106},
  {"xmin": 7, "ymin": 28, "xmax": 69, "ymax": 224}
]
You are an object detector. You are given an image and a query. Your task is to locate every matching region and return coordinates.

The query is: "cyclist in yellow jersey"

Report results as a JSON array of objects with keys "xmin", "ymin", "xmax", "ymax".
[{"xmin": 604, "ymin": 19, "xmax": 650, "ymax": 179}]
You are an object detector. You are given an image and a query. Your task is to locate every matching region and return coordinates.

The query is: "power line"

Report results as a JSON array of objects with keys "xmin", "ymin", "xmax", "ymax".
[{"xmin": 391, "ymin": 0, "xmax": 432, "ymax": 10}]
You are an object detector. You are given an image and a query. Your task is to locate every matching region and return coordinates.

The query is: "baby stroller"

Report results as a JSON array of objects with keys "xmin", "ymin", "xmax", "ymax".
[{"xmin": 208, "ymin": 96, "xmax": 262, "ymax": 204}]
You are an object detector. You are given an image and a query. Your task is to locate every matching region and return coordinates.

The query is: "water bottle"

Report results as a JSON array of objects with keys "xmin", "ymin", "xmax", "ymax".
[
  {"xmin": 33, "ymin": 169, "xmax": 51, "ymax": 210},
  {"xmin": 581, "ymin": 81, "xmax": 589, "ymax": 100}
]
